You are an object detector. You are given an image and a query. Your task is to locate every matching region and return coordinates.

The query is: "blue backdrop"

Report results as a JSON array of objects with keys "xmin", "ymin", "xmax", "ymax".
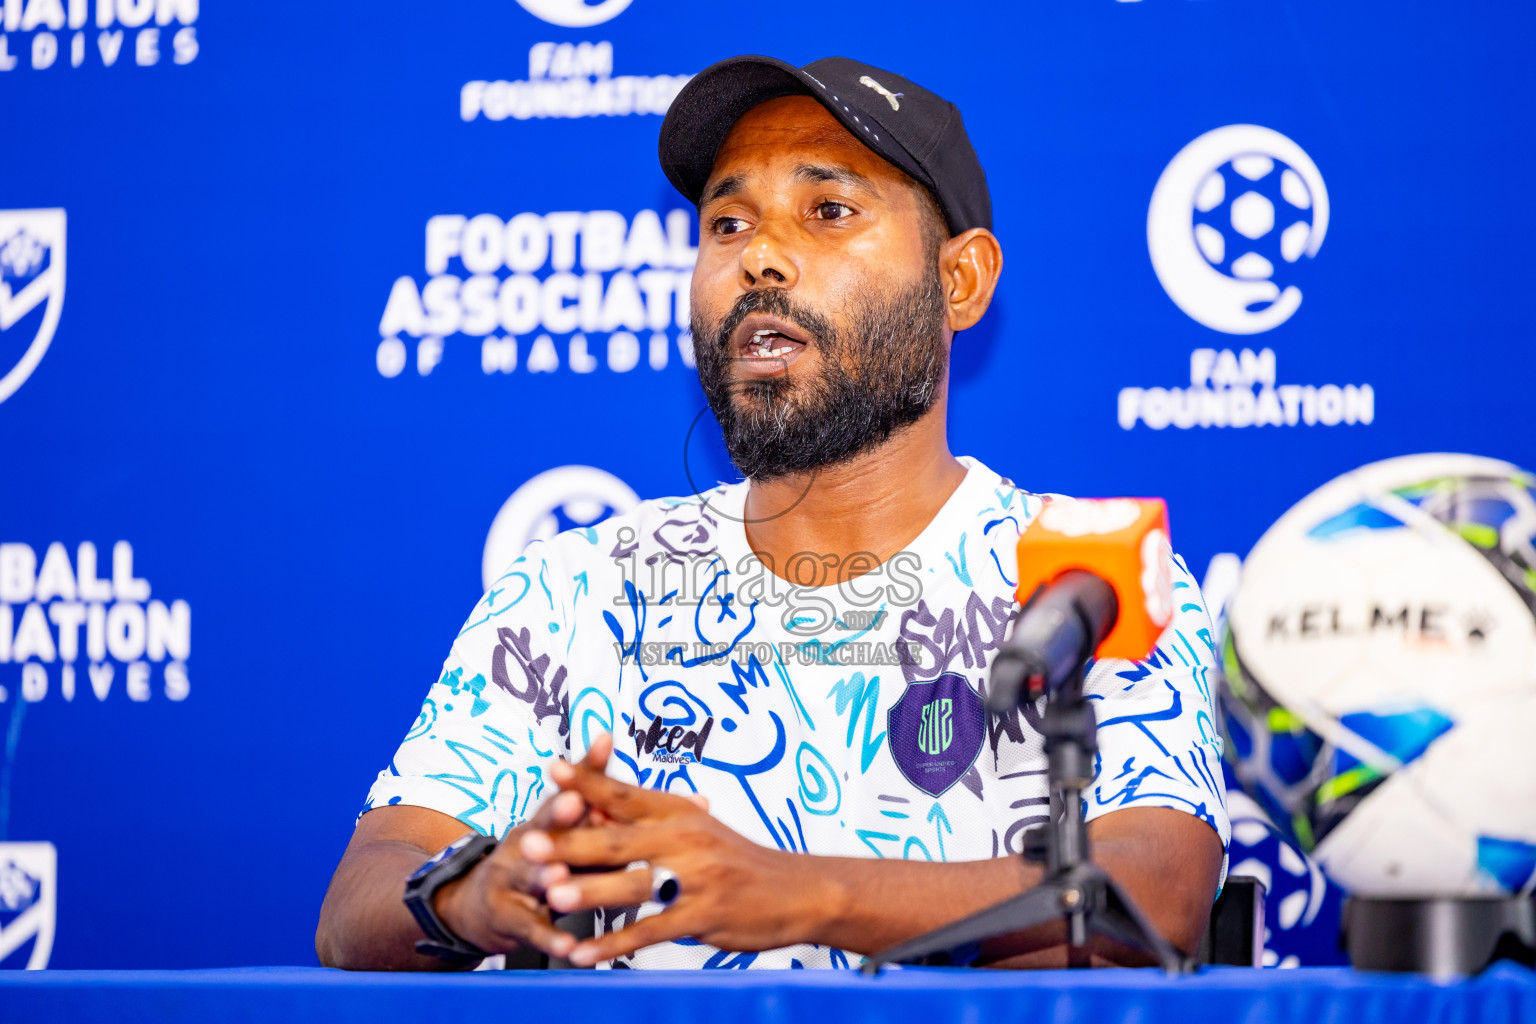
[{"xmin": 0, "ymin": 0, "xmax": 1530, "ymax": 970}]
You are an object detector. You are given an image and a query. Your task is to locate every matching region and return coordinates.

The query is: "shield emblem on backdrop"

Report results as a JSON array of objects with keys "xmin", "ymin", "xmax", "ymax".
[
  {"xmin": 886, "ymin": 673, "xmax": 986, "ymax": 798},
  {"xmin": 0, "ymin": 208, "xmax": 67, "ymax": 405},
  {"xmin": 0, "ymin": 842, "xmax": 57, "ymax": 969}
]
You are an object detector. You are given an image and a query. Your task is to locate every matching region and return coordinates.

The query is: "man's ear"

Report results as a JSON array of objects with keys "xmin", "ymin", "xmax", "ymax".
[{"xmin": 941, "ymin": 228, "xmax": 1003, "ymax": 332}]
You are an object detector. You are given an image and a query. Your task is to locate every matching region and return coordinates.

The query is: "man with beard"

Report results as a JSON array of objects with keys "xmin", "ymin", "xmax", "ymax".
[{"xmin": 317, "ymin": 56, "xmax": 1227, "ymax": 972}]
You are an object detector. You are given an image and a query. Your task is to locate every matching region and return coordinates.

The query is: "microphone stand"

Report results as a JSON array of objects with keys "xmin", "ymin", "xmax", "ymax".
[{"xmin": 859, "ymin": 659, "xmax": 1194, "ymax": 976}]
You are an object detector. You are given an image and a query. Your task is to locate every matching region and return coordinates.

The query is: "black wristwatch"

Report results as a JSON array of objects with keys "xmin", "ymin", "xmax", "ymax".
[{"xmin": 403, "ymin": 831, "xmax": 497, "ymax": 965}]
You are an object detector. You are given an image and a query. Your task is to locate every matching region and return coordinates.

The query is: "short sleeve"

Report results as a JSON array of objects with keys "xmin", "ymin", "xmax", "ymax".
[
  {"xmin": 361, "ymin": 539, "xmax": 578, "ymax": 839},
  {"xmin": 1082, "ymin": 553, "xmax": 1231, "ymax": 866}
]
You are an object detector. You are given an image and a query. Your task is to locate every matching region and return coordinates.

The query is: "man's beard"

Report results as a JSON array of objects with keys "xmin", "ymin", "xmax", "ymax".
[{"xmin": 692, "ymin": 265, "xmax": 949, "ymax": 482}]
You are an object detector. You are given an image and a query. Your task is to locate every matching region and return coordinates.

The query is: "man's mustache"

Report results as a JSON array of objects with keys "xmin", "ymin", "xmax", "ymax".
[{"xmin": 710, "ymin": 290, "xmax": 832, "ymax": 351}]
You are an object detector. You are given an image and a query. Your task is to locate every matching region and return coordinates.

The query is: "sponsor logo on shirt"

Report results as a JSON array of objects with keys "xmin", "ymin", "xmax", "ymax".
[{"xmin": 628, "ymin": 713, "xmax": 714, "ymax": 765}]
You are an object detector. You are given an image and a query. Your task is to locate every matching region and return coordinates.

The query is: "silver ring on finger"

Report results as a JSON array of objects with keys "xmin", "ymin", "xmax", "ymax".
[{"xmin": 649, "ymin": 866, "xmax": 681, "ymax": 906}]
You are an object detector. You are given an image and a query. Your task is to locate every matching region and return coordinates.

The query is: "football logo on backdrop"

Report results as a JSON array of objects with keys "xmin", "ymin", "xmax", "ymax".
[
  {"xmin": 0, "ymin": 209, "xmax": 66, "ymax": 405},
  {"xmin": 513, "ymin": 0, "xmax": 634, "ymax": 27},
  {"xmin": 482, "ymin": 465, "xmax": 639, "ymax": 590},
  {"xmin": 1148, "ymin": 126, "xmax": 1328, "ymax": 335},
  {"xmin": 0, "ymin": 842, "xmax": 56, "ymax": 969}
]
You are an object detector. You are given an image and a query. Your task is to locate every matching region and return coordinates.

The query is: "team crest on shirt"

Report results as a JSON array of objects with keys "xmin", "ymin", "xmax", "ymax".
[{"xmin": 886, "ymin": 673, "xmax": 986, "ymax": 797}]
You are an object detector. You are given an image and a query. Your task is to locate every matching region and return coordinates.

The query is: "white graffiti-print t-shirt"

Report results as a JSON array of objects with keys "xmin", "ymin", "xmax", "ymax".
[{"xmin": 364, "ymin": 456, "xmax": 1229, "ymax": 969}]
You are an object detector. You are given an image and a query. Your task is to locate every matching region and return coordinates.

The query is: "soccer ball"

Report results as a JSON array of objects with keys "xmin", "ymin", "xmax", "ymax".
[
  {"xmin": 1191, "ymin": 155, "xmax": 1316, "ymax": 299},
  {"xmin": 1219, "ymin": 453, "xmax": 1536, "ymax": 897}
]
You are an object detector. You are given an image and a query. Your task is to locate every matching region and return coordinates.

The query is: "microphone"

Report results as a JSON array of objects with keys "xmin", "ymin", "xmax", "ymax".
[{"xmin": 987, "ymin": 498, "xmax": 1175, "ymax": 714}]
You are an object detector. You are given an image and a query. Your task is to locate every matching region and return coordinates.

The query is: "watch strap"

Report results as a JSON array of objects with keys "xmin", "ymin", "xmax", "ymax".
[{"xmin": 402, "ymin": 831, "xmax": 498, "ymax": 965}]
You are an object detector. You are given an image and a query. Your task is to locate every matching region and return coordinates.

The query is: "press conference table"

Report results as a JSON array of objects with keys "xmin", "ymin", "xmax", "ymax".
[{"xmin": 4, "ymin": 964, "xmax": 1534, "ymax": 1024}]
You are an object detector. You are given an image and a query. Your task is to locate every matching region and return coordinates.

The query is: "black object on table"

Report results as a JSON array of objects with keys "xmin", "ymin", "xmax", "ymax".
[{"xmin": 1344, "ymin": 895, "xmax": 1536, "ymax": 978}]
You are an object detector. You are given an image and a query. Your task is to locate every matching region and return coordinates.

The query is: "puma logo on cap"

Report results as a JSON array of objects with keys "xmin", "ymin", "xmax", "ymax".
[{"xmin": 859, "ymin": 75, "xmax": 903, "ymax": 112}]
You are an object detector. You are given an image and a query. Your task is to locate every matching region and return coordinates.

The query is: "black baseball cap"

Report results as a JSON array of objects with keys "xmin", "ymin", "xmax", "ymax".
[{"xmin": 659, "ymin": 55, "xmax": 992, "ymax": 236}]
